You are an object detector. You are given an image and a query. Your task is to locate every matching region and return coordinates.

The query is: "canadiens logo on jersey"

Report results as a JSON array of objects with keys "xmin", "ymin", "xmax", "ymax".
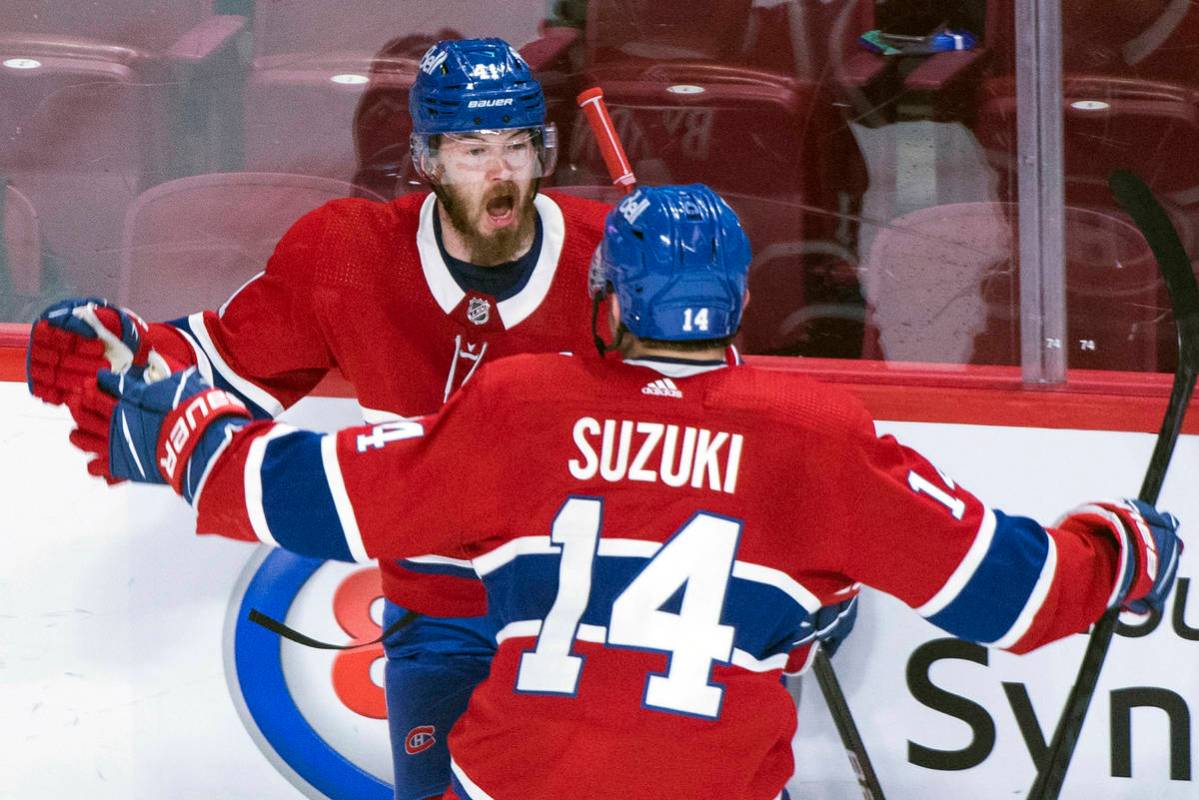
[{"xmin": 466, "ymin": 297, "xmax": 491, "ymax": 326}]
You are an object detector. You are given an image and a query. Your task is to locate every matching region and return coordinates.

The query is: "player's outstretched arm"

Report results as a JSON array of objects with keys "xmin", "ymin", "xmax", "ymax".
[
  {"xmin": 75, "ymin": 366, "xmax": 484, "ymax": 564},
  {"xmin": 833, "ymin": 423, "xmax": 1183, "ymax": 655}
]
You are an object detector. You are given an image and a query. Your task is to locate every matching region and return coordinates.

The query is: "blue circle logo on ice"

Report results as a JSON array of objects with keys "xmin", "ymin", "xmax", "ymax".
[{"xmin": 224, "ymin": 547, "xmax": 394, "ymax": 799}]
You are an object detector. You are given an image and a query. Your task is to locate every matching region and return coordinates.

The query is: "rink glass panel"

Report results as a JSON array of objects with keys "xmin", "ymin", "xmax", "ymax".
[{"xmin": 1, "ymin": 1, "xmax": 1192, "ymax": 379}]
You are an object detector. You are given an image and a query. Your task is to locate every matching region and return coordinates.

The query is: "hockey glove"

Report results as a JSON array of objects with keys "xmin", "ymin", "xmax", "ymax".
[
  {"xmin": 28, "ymin": 297, "xmax": 157, "ymax": 403},
  {"xmin": 1057, "ymin": 499, "xmax": 1183, "ymax": 614},
  {"xmin": 84, "ymin": 367, "xmax": 251, "ymax": 502},
  {"xmin": 785, "ymin": 592, "xmax": 860, "ymax": 675},
  {"xmin": 29, "ymin": 297, "xmax": 176, "ymax": 481}
]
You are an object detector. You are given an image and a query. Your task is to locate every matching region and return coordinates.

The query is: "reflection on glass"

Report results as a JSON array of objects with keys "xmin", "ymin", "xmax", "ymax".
[{"xmin": 2, "ymin": 0, "xmax": 1186, "ymax": 375}]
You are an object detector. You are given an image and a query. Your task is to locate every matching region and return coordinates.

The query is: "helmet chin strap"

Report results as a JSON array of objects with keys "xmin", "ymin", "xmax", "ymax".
[{"xmin": 591, "ymin": 293, "xmax": 625, "ymax": 358}]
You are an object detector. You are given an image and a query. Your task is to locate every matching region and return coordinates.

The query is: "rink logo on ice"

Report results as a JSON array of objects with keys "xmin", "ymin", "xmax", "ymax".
[
  {"xmin": 225, "ymin": 548, "xmax": 396, "ymax": 799},
  {"xmin": 405, "ymin": 725, "xmax": 437, "ymax": 755}
]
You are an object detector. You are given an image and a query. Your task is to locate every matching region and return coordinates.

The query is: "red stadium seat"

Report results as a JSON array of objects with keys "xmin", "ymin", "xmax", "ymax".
[
  {"xmin": 566, "ymin": 60, "xmax": 869, "ymax": 357},
  {"xmin": 242, "ymin": 0, "xmax": 546, "ymax": 180},
  {"xmin": 859, "ymin": 201, "xmax": 1174, "ymax": 371},
  {"xmin": 585, "ymin": 0, "xmax": 755, "ymax": 66},
  {"xmin": 985, "ymin": 0, "xmax": 1199, "ymax": 86},
  {"xmin": 973, "ymin": 1, "xmax": 1199, "ymax": 256},
  {"xmin": 975, "ymin": 75, "xmax": 1199, "ymax": 252},
  {"xmin": 0, "ymin": 3, "xmax": 245, "ymax": 301},
  {"xmin": 118, "ymin": 172, "xmax": 385, "ymax": 319}
]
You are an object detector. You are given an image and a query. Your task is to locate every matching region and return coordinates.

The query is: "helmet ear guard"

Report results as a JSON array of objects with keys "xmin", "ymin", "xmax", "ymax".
[
  {"xmin": 588, "ymin": 246, "xmax": 626, "ymax": 358},
  {"xmin": 593, "ymin": 184, "xmax": 751, "ymax": 345}
]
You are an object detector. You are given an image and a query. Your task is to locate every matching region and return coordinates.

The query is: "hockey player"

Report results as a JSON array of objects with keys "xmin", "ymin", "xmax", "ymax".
[
  {"xmin": 72, "ymin": 183, "xmax": 1181, "ymax": 799},
  {"xmin": 25, "ymin": 37, "xmax": 611, "ymax": 800}
]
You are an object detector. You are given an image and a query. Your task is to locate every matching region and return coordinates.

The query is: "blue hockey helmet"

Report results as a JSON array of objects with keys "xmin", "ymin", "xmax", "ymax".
[
  {"xmin": 589, "ymin": 184, "xmax": 751, "ymax": 344},
  {"xmin": 409, "ymin": 38, "xmax": 557, "ymax": 182}
]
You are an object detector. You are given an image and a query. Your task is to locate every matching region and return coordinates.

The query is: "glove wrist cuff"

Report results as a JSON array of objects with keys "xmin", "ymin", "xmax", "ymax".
[{"xmin": 156, "ymin": 388, "xmax": 251, "ymax": 494}]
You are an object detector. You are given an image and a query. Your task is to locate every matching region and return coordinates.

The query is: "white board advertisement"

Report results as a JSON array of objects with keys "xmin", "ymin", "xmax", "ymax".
[{"xmin": 2, "ymin": 383, "xmax": 1195, "ymax": 799}]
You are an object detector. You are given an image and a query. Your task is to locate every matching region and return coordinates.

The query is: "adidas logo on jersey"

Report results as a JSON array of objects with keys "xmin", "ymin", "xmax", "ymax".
[{"xmin": 642, "ymin": 378, "xmax": 682, "ymax": 398}]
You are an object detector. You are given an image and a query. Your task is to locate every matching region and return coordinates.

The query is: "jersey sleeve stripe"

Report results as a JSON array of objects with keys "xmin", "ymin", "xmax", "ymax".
[
  {"xmin": 923, "ymin": 511, "xmax": 1051, "ymax": 643},
  {"xmin": 992, "ymin": 535, "xmax": 1059, "ymax": 649},
  {"xmin": 245, "ymin": 426, "xmax": 291, "ymax": 548},
  {"xmin": 450, "ymin": 759, "xmax": 498, "ymax": 800},
  {"xmin": 916, "ymin": 507, "xmax": 997, "ymax": 617},
  {"xmin": 395, "ymin": 559, "xmax": 477, "ymax": 579},
  {"xmin": 473, "ymin": 535, "xmax": 558, "ymax": 576},
  {"xmin": 241, "ymin": 426, "xmax": 359, "ymax": 562},
  {"xmin": 495, "ymin": 619, "xmax": 542, "ymax": 643},
  {"xmin": 184, "ymin": 312, "xmax": 284, "ymax": 418},
  {"xmin": 259, "ymin": 430, "xmax": 353, "ymax": 561},
  {"xmin": 218, "ymin": 270, "xmax": 264, "ymax": 317},
  {"xmin": 167, "ymin": 316, "xmax": 215, "ymax": 387},
  {"xmin": 730, "ymin": 649, "xmax": 790, "ymax": 672},
  {"xmin": 731, "ymin": 561, "xmax": 822, "ymax": 614},
  {"xmin": 320, "ymin": 433, "xmax": 370, "ymax": 563}
]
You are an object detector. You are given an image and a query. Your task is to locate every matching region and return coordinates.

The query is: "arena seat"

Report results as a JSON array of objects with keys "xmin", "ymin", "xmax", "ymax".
[
  {"xmin": 859, "ymin": 201, "xmax": 1174, "ymax": 371},
  {"xmin": 585, "ymin": 0, "xmax": 755, "ymax": 66},
  {"xmin": 566, "ymin": 60, "xmax": 869, "ymax": 357},
  {"xmin": 973, "ymin": 1, "xmax": 1199, "ymax": 249},
  {"xmin": 242, "ymin": 0, "xmax": 545, "ymax": 181},
  {"xmin": 0, "ymin": 3, "xmax": 245, "ymax": 301},
  {"xmin": 118, "ymin": 172, "xmax": 385, "ymax": 319}
]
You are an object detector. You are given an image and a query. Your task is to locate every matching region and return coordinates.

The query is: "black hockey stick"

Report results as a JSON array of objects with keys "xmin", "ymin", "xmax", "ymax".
[
  {"xmin": 1028, "ymin": 169, "xmax": 1199, "ymax": 799},
  {"xmin": 812, "ymin": 649, "xmax": 887, "ymax": 800}
]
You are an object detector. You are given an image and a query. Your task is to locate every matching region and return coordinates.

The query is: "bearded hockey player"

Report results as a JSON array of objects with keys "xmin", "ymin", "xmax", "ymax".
[
  {"xmin": 71, "ymin": 183, "xmax": 1182, "ymax": 799},
  {"xmin": 27, "ymin": 37, "xmax": 612, "ymax": 800}
]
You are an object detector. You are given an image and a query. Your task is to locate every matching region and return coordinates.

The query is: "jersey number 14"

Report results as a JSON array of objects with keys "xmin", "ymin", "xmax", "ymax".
[{"xmin": 516, "ymin": 497, "xmax": 739, "ymax": 718}]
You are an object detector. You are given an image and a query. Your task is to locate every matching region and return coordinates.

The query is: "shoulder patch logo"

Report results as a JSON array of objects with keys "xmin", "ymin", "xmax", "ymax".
[{"xmin": 641, "ymin": 378, "xmax": 683, "ymax": 398}]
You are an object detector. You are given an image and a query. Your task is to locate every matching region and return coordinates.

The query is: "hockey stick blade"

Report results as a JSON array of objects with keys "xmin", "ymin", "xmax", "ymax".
[
  {"xmin": 813, "ymin": 650, "xmax": 887, "ymax": 800},
  {"xmin": 1028, "ymin": 170, "xmax": 1199, "ymax": 800}
]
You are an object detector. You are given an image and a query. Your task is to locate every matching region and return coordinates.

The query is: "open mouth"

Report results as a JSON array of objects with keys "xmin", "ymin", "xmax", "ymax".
[{"xmin": 485, "ymin": 191, "xmax": 516, "ymax": 227}]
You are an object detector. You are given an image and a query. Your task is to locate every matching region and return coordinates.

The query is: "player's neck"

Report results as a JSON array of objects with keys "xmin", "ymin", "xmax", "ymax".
[{"xmin": 621, "ymin": 339, "xmax": 727, "ymax": 363}]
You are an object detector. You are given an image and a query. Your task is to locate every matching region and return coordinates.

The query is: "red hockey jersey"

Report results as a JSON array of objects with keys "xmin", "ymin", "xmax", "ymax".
[
  {"xmin": 151, "ymin": 189, "xmax": 610, "ymax": 615},
  {"xmin": 192, "ymin": 353, "xmax": 1123, "ymax": 800}
]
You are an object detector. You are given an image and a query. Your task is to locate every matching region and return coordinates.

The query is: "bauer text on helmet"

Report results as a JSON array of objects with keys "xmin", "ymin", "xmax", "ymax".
[{"xmin": 410, "ymin": 38, "xmax": 558, "ymax": 184}]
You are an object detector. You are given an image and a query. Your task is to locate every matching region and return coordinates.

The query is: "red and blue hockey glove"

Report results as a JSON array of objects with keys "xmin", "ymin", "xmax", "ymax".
[
  {"xmin": 27, "ymin": 297, "xmax": 156, "ymax": 404},
  {"xmin": 79, "ymin": 367, "xmax": 251, "ymax": 503},
  {"xmin": 28, "ymin": 297, "xmax": 176, "ymax": 482},
  {"xmin": 1057, "ymin": 499, "xmax": 1183, "ymax": 614},
  {"xmin": 785, "ymin": 592, "xmax": 860, "ymax": 675}
]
